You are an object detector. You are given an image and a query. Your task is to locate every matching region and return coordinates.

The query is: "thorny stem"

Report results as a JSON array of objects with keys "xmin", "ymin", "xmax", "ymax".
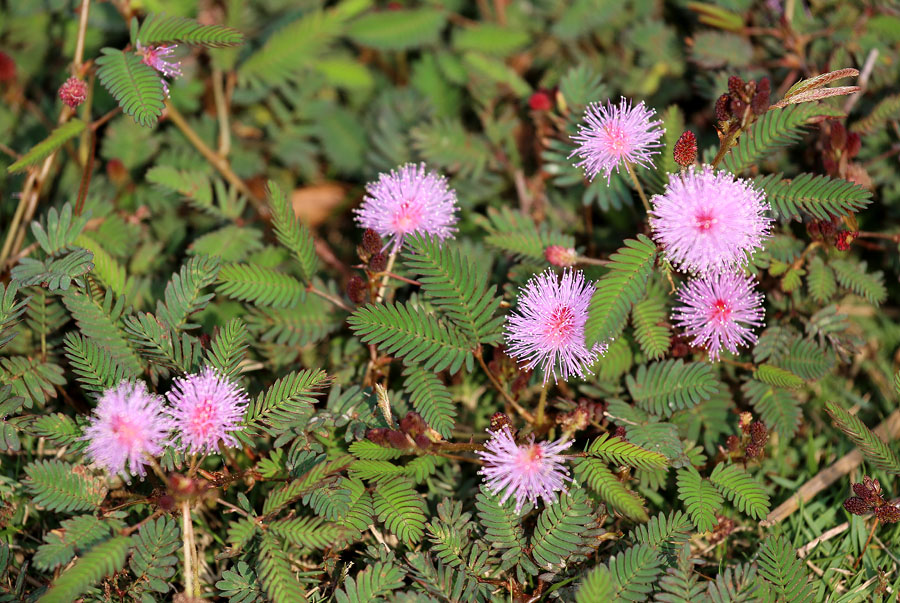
[
  {"xmin": 853, "ymin": 518, "xmax": 879, "ymax": 569},
  {"xmin": 475, "ymin": 350, "xmax": 535, "ymax": 423},
  {"xmin": 623, "ymin": 161, "xmax": 651, "ymax": 213},
  {"xmin": 534, "ymin": 386, "xmax": 550, "ymax": 428},
  {"xmin": 164, "ymin": 100, "xmax": 266, "ymax": 216}
]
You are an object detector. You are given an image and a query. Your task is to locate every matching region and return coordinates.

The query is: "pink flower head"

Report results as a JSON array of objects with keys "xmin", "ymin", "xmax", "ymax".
[
  {"xmin": 354, "ymin": 163, "xmax": 459, "ymax": 251},
  {"xmin": 165, "ymin": 366, "xmax": 249, "ymax": 455},
  {"xmin": 136, "ymin": 42, "xmax": 182, "ymax": 95},
  {"xmin": 83, "ymin": 381, "xmax": 172, "ymax": 479},
  {"xmin": 650, "ymin": 165, "xmax": 773, "ymax": 275},
  {"xmin": 477, "ymin": 426, "xmax": 571, "ymax": 513},
  {"xmin": 505, "ymin": 269, "xmax": 606, "ymax": 383},
  {"xmin": 672, "ymin": 271, "xmax": 765, "ymax": 361},
  {"xmin": 570, "ymin": 97, "xmax": 665, "ymax": 183},
  {"xmin": 58, "ymin": 76, "xmax": 87, "ymax": 109}
]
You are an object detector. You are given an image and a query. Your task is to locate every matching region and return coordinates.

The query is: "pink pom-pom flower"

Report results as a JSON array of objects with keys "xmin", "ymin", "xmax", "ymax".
[
  {"xmin": 136, "ymin": 42, "xmax": 182, "ymax": 95},
  {"xmin": 83, "ymin": 381, "xmax": 172, "ymax": 479},
  {"xmin": 477, "ymin": 426, "xmax": 571, "ymax": 513},
  {"xmin": 672, "ymin": 270, "xmax": 765, "ymax": 361},
  {"xmin": 165, "ymin": 366, "xmax": 249, "ymax": 455},
  {"xmin": 505, "ymin": 269, "xmax": 606, "ymax": 383},
  {"xmin": 650, "ymin": 165, "xmax": 773, "ymax": 275},
  {"xmin": 354, "ymin": 163, "xmax": 459, "ymax": 252},
  {"xmin": 570, "ymin": 97, "xmax": 665, "ymax": 183},
  {"xmin": 58, "ymin": 76, "xmax": 87, "ymax": 109}
]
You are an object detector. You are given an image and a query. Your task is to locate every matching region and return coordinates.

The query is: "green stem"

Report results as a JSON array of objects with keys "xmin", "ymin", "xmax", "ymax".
[
  {"xmin": 624, "ymin": 162, "xmax": 651, "ymax": 213},
  {"xmin": 535, "ymin": 386, "xmax": 549, "ymax": 428},
  {"xmin": 181, "ymin": 501, "xmax": 195, "ymax": 596}
]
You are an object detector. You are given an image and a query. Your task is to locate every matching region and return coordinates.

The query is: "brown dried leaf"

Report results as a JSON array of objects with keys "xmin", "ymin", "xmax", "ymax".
[
  {"xmin": 783, "ymin": 68, "xmax": 859, "ymax": 99},
  {"xmin": 290, "ymin": 183, "xmax": 346, "ymax": 227},
  {"xmin": 773, "ymin": 86, "xmax": 860, "ymax": 108}
]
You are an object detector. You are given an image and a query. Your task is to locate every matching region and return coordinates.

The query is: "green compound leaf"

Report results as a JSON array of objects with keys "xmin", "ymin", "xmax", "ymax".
[
  {"xmin": 8, "ymin": 120, "xmax": 86, "ymax": 174},
  {"xmin": 709, "ymin": 462, "xmax": 771, "ymax": 520},
  {"xmin": 757, "ymin": 535, "xmax": 818, "ymax": 602},
  {"xmin": 676, "ymin": 467, "xmax": 721, "ymax": 532},
  {"xmin": 586, "ymin": 433, "xmax": 669, "ymax": 471},
  {"xmin": 627, "ymin": 359, "xmax": 721, "ymax": 417},
  {"xmin": 347, "ymin": 8, "xmax": 447, "ymax": 50},
  {"xmin": 39, "ymin": 537, "xmax": 131, "ymax": 603},
  {"xmin": 267, "ymin": 181, "xmax": 319, "ymax": 283},
  {"xmin": 825, "ymin": 401, "xmax": 900, "ymax": 474},
  {"xmin": 372, "ymin": 477, "xmax": 427, "ymax": 547},
  {"xmin": 530, "ymin": 488, "xmax": 596, "ymax": 570},
  {"xmin": 574, "ymin": 458, "xmax": 648, "ymax": 522},
  {"xmin": 95, "ymin": 48, "xmax": 166, "ymax": 128},
  {"xmin": 24, "ymin": 460, "xmax": 107, "ymax": 513},
  {"xmin": 753, "ymin": 172, "xmax": 871, "ymax": 222},
  {"xmin": 136, "ymin": 13, "xmax": 244, "ymax": 48}
]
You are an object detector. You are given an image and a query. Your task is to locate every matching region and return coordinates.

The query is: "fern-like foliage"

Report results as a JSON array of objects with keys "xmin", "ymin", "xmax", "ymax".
[
  {"xmin": 627, "ymin": 510, "xmax": 693, "ymax": 567},
  {"xmin": 754, "ymin": 363, "xmax": 804, "ymax": 389},
  {"xmin": 631, "ymin": 289, "xmax": 671, "ymax": 360},
  {"xmin": 7, "ymin": 119, "xmax": 86, "ymax": 173},
  {"xmin": 39, "ymin": 537, "xmax": 131, "ymax": 603},
  {"xmin": 742, "ymin": 379, "xmax": 802, "ymax": 441},
  {"xmin": 0, "ymin": 356, "xmax": 65, "ymax": 407},
  {"xmin": 268, "ymin": 516, "xmax": 343, "ymax": 549},
  {"xmin": 655, "ymin": 543, "xmax": 706, "ymax": 601},
  {"xmin": 63, "ymin": 288, "xmax": 143, "ymax": 376},
  {"xmin": 676, "ymin": 467, "xmax": 722, "ymax": 532},
  {"xmin": 706, "ymin": 562, "xmax": 763, "ymax": 602},
  {"xmin": 24, "ymin": 460, "xmax": 107, "ymax": 513},
  {"xmin": 216, "ymin": 263, "xmax": 305, "ymax": 308},
  {"xmin": 574, "ymin": 459, "xmax": 648, "ymax": 522},
  {"xmin": 242, "ymin": 369, "xmax": 329, "ymax": 437},
  {"xmin": 135, "ymin": 13, "xmax": 244, "ymax": 48},
  {"xmin": 627, "ymin": 360, "xmax": 720, "ymax": 417},
  {"xmin": 0, "ymin": 283, "xmax": 29, "ymax": 350},
  {"xmin": 403, "ymin": 234, "xmax": 504, "ymax": 344},
  {"xmin": 348, "ymin": 302, "xmax": 473, "ymax": 374},
  {"xmin": 95, "ymin": 48, "xmax": 166, "ymax": 127},
  {"xmin": 246, "ymin": 296, "xmax": 340, "ymax": 347},
  {"xmin": 63, "ymin": 332, "xmax": 135, "ymax": 393},
  {"xmin": 586, "ymin": 433, "xmax": 669, "ymax": 471},
  {"xmin": 128, "ymin": 516, "xmax": 180, "ymax": 598},
  {"xmin": 34, "ymin": 515, "xmax": 112, "ymax": 572},
  {"xmin": 155, "ymin": 255, "xmax": 221, "ymax": 330},
  {"xmin": 722, "ymin": 103, "xmax": 832, "ymax": 174},
  {"xmin": 851, "ymin": 93, "xmax": 900, "ymax": 134},
  {"xmin": 267, "ymin": 181, "xmax": 319, "ymax": 283},
  {"xmin": 757, "ymin": 535, "xmax": 818, "ymax": 602},
  {"xmin": 217, "ymin": 562, "xmax": 265, "ymax": 603},
  {"xmin": 824, "ymin": 401, "xmax": 900, "ymax": 474},
  {"xmin": 257, "ymin": 532, "xmax": 307, "ymax": 603},
  {"xmin": 334, "ymin": 561, "xmax": 405, "ymax": 603},
  {"xmin": 779, "ymin": 338, "xmax": 833, "ymax": 380},
  {"xmin": 11, "ymin": 248, "xmax": 95, "ymax": 291},
  {"xmin": 607, "ymin": 543, "xmax": 663, "ymax": 601},
  {"xmin": 372, "ymin": 477, "xmax": 428, "ymax": 546},
  {"xmin": 123, "ymin": 313, "xmax": 202, "ymax": 374},
  {"xmin": 831, "ymin": 259, "xmax": 887, "ymax": 305},
  {"xmin": 206, "ymin": 318, "xmax": 249, "ymax": 379},
  {"xmin": 474, "ymin": 486, "xmax": 533, "ymax": 572},
  {"xmin": 403, "ymin": 367, "xmax": 456, "ymax": 438},
  {"xmin": 586, "ymin": 235, "xmax": 657, "ymax": 347},
  {"xmin": 480, "ymin": 206, "xmax": 575, "ymax": 261},
  {"xmin": 806, "ymin": 255, "xmax": 836, "ymax": 303},
  {"xmin": 30, "ymin": 203, "xmax": 90, "ymax": 255},
  {"xmin": 146, "ymin": 165, "xmax": 213, "ymax": 207},
  {"xmin": 530, "ymin": 488, "xmax": 595, "ymax": 570},
  {"xmin": 753, "ymin": 172, "xmax": 871, "ymax": 221},
  {"xmin": 576, "ymin": 566, "xmax": 615, "ymax": 602},
  {"xmin": 709, "ymin": 463, "xmax": 770, "ymax": 520}
]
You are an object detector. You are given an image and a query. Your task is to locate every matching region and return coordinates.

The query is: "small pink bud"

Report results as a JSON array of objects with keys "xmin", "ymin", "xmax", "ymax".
[
  {"xmin": 529, "ymin": 90, "xmax": 553, "ymax": 112},
  {"xmin": 544, "ymin": 245, "xmax": 577, "ymax": 267},
  {"xmin": 58, "ymin": 76, "xmax": 87, "ymax": 109}
]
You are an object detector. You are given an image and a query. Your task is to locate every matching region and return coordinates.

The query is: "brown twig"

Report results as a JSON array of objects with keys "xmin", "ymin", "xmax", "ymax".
[
  {"xmin": 853, "ymin": 518, "xmax": 879, "ymax": 569},
  {"xmin": 307, "ymin": 283, "xmax": 352, "ymax": 312},
  {"xmin": 475, "ymin": 349, "xmax": 535, "ymax": 423}
]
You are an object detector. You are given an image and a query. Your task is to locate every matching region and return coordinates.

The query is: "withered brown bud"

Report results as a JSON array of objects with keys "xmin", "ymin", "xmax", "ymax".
[
  {"xmin": 749, "ymin": 422, "xmax": 768, "ymax": 446},
  {"xmin": 362, "ymin": 229, "xmax": 383, "ymax": 255},
  {"xmin": 726, "ymin": 435, "xmax": 740, "ymax": 452},
  {"xmin": 368, "ymin": 253, "xmax": 388, "ymax": 273},
  {"xmin": 400, "ymin": 411, "xmax": 426, "ymax": 437},
  {"xmin": 614, "ymin": 425, "xmax": 627, "ymax": 439},
  {"xmin": 728, "ymin": 75, "xmax": 745, "ymax": 98},
  {"xmin": 846, "ymin": 133, "xmax": 862, "ymax": 158},
  {"xmin": 744, "ymin": 443, "xmax": 761, "ymax": 459},
  {"xmin": 366, "ymin": 428, "xmax": 388, "ymax": 445},
  {"xmin": 751, "ymin": 77, "xmax": 771, "ymax": 114},
  {"xmin": 414, "ymin": 434, "xmax": 432, "ymax": 450},
  {"xmin": 843, "ymin": 496, "xmax": 871, "ymax": 516},
  {"xmin": 385, "ymin": 429, "xmax": 410, "ymax": 449},
  {"xmin": 490, "ymin": 412, "xmax": 513, "ymax": 433},
  {"xmin": 673, "ymin": 131, "xmax": 698, "ymax": 168},
  {"xmin": 715, "ymin": 94, "xmax": 731, "ymax": 122},
  {"xmin": 730, "ymin": 97, "xmax": 747, "ymax": 117},
  {"xmin": 157, "ymin": 494, "xmax": 176, "ymax": 512},
  {"xmin": 346, "ymin": 275, "xmax": 367, "ymax": 304},
  {"xmin": 875, "ymin": 504, "xmax": 900, "ymax": 524}
]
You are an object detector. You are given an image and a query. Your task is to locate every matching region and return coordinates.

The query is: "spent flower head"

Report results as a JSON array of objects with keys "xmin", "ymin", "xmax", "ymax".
[
  {"xmin": 83, "ymin": 381, "xmax": 172, "ymax": 479},
  {"xmin": 354, "ymin": 163, "xmax": 459, "ymax": 251},
  {"xmin": 136, "ymin": 42, "xmax": 182, "ymax": 95},
  {"xmin": 650, "ymin": 165, "xmax": 772, "ymax": 274},
  {"xmin": 570, "ymin": 97, "xmax": 665, "ymax": 183},
  {"xmin": 505, "ymin": 268, "xmax": 605, "ymax": 383},
  {"xmin": 165, "ymin": 366, "xmax": 249, "ymax": 455},
  {"xmin": 477, "ymin": 426, "xmax": 571, "ymax": 513},
  {"xmin": 672, "ymin": 271, "xmax": 765, "ymax": 361}
]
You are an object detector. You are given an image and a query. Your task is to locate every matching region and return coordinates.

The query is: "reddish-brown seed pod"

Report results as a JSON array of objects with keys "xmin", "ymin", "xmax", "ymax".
[
  {"xmin": 726, "ymin": 435, "xmax": 740, "ymax": 452},
  {"xmin": 749, "ymin": 422, "xmax": 768, "ymax": 446},
  {"xmin": 715, "ymin": 94, "xmax": 731, "ymax": 122},
  {"xmin": 843, "ymin": 496, "xmax": 871, "ymax": 515},
  {"xmin": 744, "ymin": 443, "xmax": 760, "ymax": 458},
  {"xmin": 400, "ymin": 411, "xmax": 426, "ymax": 437},
  {"xmin": 751, "ymin": 77, "xmax": 771, "ymax": 114},
  {"xmin": 673, "ymin": 131, "xmax": 698, "ymax": 168},
  {"xmin": 489, "ymin": 412, "xmax": 512, "ymax": 433},
  {"xmin": 368, "ymin": 252, "xmax": 388, "ymax": 273},
  {"xmin": 728, "ymin": 75, "xmax": 745, "ymax": 98},
  {"xmin": 366, "ymin": 428, "xmax": 388, "ymax": 445},
  {"xmin": 385, "ymin": 429, "xmax": 410, "ymax": 449}
]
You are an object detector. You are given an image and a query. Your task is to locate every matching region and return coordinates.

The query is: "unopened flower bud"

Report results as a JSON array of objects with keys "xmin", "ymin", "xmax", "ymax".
[
  {"xmin": 545, "ymin": 245, "xmax": 577, "ymax": 267},
  {"xmin": 845, "ymin": 133, "xmax": 862, "ymax": 158},
  {"xmin": 489, "ymin": 412, "xmax": 512, "ymax": 433},
  {"xmin": 366, "ymin": 428, "xmax": 388, "ymax": 445},
  {"xmin": 58, "ymin": 76, "xmax": 87, "ymax": 109},
  {"xmin": 673, "ymin": 131, "xmax": 697, "ymax": 168},
  {"xmin": 751, "ymin": 77, "xmax": 770, "ymax": 114},
  {"xmin": 831, "ymin": 122, "xmax": 847, "ymax": 151},
  {"xmin": 726, "ymin": 435, "xmax": 740, "ymax": 451},
  {"xmin": 728, "ymin": 75, "xmax": 745, "ymax": 98},
  {"xmin": 400, "ymin": 411, "xmax": 426, "ymax": 437},
  {"xmin": 529, "ymin": 90, "xmax": 553, "ymax": 112},
  {"xmin": 0, "ymin": 52, "xmax": 16, "ymax": 83},
  {"xmin": 715, "ymin": 94, "xmax": 731, "ymax": 122},
  {"xmin": 368, "ymin": 253, "xmax": 388, "ymax": 273},
  {"xmin": 744, "ymin": 443, "xmax": 761, "ymax": 458},
  {"xmin": 843, "ymin": 496, "xmax": 870, "ymax": 516},
  {"xmin": 614, "ymin": 425, "xmax": 627, "ymax": 439},
  {"xmin": 362, "ymin": 229, "xmax": 383, "ymax": 255},
  {"xmin": 385, "ymin": 429, "xmax": 410, "ymax": 449},
  {"xmin": 346, "ymin": 275, "xmax": 367, "ymax": 304},
  {"xmin": 749, "ymin": 422, "xmax": 768, "ymax": 446},
  {"xmin": 835, "ymin": 230, "xmax": 857, "ymax": 251},
  {"xmin": 414, "ymin": 434, "xmax": 432, "ymax": 450},
  {"xmin": 730, "ymin": 97, "xmax": 747, "ymax": 117},
  {"xmin": 875, "ymin": 504, "xmax": 900, "ymax": 523}
]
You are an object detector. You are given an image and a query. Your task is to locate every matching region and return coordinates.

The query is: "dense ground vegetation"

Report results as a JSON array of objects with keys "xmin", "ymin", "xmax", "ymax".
[{"xmin": 2, "ymin": 0, "xmax": 900, "ymax": 601}]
